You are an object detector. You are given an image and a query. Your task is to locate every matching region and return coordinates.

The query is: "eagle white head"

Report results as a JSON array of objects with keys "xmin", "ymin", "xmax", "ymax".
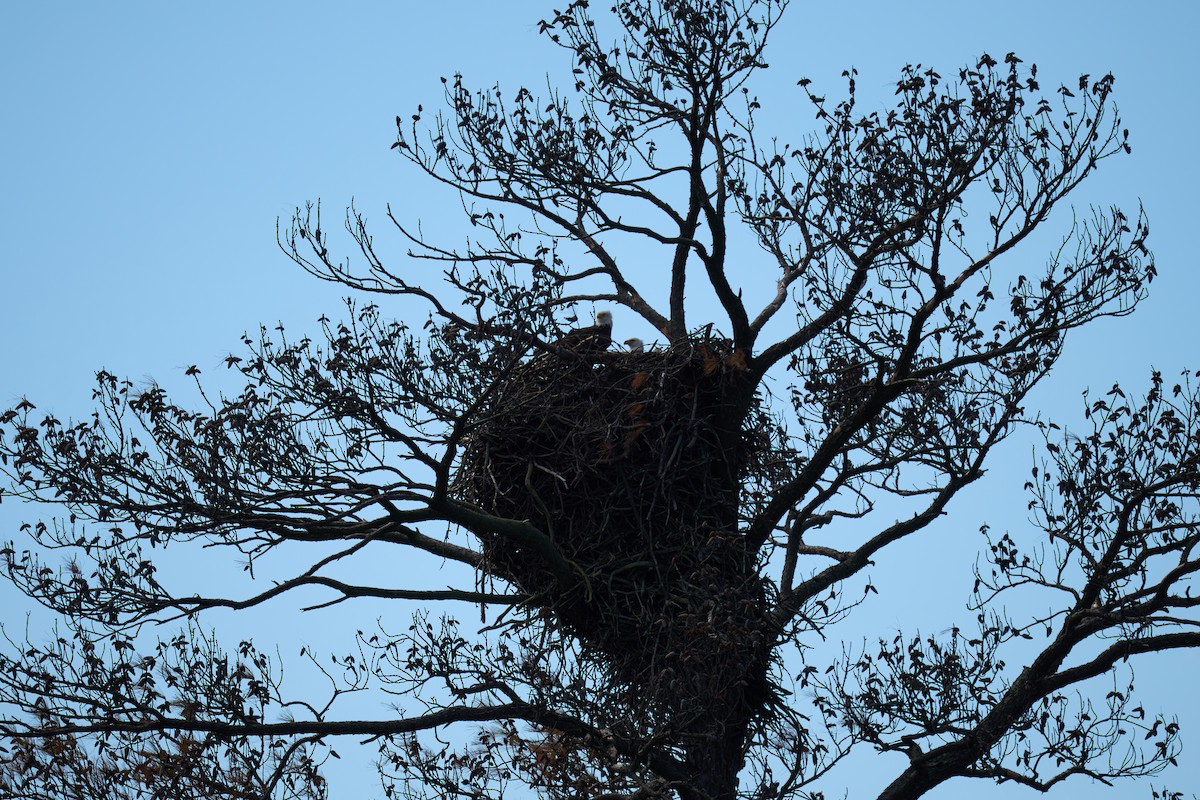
[
  {"xmin": 624, "ymin": 337, "xmax": 644, "ymax": 353},
  {"xmin": 596, "ymin": 310, "xmax": 613, "ymax": 328}
]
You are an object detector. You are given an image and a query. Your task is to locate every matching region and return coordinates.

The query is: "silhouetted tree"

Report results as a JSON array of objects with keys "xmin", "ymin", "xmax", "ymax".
[{"xmin": 3, "ymin": 2, "xmax": 1195, "ymax": 799}]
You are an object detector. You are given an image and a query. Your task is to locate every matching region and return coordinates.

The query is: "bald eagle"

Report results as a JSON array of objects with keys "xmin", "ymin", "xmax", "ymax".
[
  {"xmin": 623, "ymin": 337, "xmax": 644, "ymax": 353},
  {"xmin": 554, "ymin": 311, "xmax": 613, "ymax": 356}
]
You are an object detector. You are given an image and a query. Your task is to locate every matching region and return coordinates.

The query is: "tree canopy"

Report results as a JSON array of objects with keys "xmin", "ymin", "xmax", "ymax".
[{"xmin": 2, "ymin": 2, "xmax": 1197, "ymax": 799}]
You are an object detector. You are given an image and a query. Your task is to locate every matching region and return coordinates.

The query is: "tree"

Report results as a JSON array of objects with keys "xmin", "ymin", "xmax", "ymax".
[{"xmin": 1, "ymin": 0, "xmax": 1195, "ymax": 798}]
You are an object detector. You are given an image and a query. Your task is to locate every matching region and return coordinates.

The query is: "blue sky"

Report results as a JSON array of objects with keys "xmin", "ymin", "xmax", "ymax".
[{"xmin": 2, "ymin": 2, "xmax": 1199, "ymax": 798}]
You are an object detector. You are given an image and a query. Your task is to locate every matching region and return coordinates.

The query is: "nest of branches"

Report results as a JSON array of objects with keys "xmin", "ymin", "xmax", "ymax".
[{"xmin": 456, "ymin": 335, "xmax": 780, "ymax": 724}]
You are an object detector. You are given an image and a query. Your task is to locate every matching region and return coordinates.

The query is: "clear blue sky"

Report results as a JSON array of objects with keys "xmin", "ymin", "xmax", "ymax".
[{"xmin": 2, "ymin": 2, "xmax": 1198, "ymax": 798}]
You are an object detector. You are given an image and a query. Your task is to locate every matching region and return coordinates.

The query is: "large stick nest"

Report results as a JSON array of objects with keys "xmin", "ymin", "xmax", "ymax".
[{"xmin": 455, "ymin": 335, "xmax": 784, "ymax": 723}]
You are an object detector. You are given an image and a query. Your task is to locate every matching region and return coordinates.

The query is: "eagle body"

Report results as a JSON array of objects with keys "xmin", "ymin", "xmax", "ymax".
[{"xmin": 555, "ymin": 311, "xmax": 613, "ymax": 356}]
